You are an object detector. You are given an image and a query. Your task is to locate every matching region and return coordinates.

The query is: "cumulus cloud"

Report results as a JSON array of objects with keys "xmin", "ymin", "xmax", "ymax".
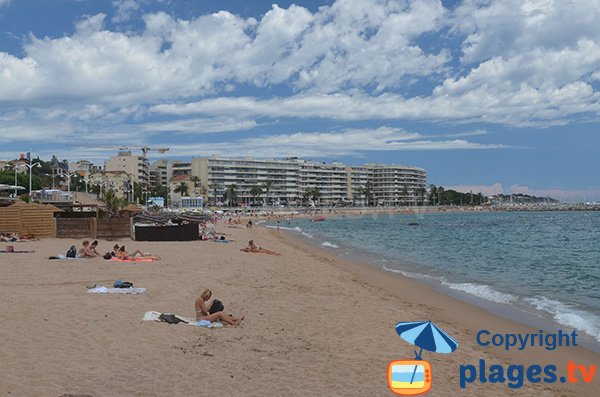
[
  {"xmin": 112, "ymin": 0, "xmax": 141, "ymax": 23},
  {"xmin": 1, "ymin": 0, "xmax": 600, "ymax": 149}
]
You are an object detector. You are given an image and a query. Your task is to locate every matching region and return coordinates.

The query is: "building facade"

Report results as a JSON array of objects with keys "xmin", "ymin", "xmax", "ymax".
[
  {"xmin": 189, "ymin": 156, "xmax": 427, "ymax": 207},
  {"xmin": 105, "ymin": 151, "xmax": 149, "ymax": 185}
]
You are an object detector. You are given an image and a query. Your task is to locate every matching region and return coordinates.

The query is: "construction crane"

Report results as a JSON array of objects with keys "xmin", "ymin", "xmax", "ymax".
[{"xmin": 109, "ymin": 146, "xmax": 170, "ymax": 158}]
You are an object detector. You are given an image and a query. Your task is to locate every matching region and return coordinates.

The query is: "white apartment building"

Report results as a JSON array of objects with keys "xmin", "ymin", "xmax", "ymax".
[
  {"xmin": 369, "ymin": 164, "xmax": 428, "ymax": 206},
  {"xmin": 189, "ymin": 156, "xmax": 427, "ymax": 206},
  {"xmin": 105, "ymin": 151, "xmax": 149, "ymax": 185}
]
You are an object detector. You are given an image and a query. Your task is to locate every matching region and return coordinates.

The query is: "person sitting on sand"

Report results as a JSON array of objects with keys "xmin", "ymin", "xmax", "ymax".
[
  {"xmin": 89, "ymin": 240, "xmax": 102, "ymax": 256},
  {"xmin": 240, "ymin": 240, "xmax": 280, "ymax": 255},
  {"xmin": 78, "ymin": 240, "xmax": 99, "ymax": 258},
  {"xmin": 111, "ymin": 244, "xmax": 120, "ymax": 257},
  {"xmin": 195, "ymin": 289, "xmax": 243, "ymax": 326},
  {"xmin": 246, "ymin": 220, "xmax": 253, "ymax": 228},
  {"xmin": 116, "ymin": 245, "xmax": 161, "ymax": 260}
]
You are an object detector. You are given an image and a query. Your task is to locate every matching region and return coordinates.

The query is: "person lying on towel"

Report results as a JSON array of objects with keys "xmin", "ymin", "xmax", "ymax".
[
  {"xmin": 240, "ymin": 240, "xmax": 280, "ymax": 255},
  {"xmin": 115, "ymin": 245, "xmax": 161, "ymax": 261}
]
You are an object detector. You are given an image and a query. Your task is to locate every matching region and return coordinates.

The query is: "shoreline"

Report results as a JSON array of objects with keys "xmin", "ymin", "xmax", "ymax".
[
  {"xmin": 1, "ymin": 225, "xmax": 598, "ymax": 396},
  {"xmin": 273, "ymin": 223, "xmax": 600, "ymax": 354}
]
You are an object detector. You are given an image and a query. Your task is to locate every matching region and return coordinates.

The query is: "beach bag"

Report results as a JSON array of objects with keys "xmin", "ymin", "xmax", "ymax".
[
  {"xmin": 209, "ymin": 299, "xmax": 225, "ymax": 314},
  {"xmin": 66, "ymin": 245, "xmax": 77, "ymax": 258},
  {"xmin": 114, "ymin": 279, "xmax": 134, "ymax": 288},
  {"xmin": 159, "ymin": 313, "xmax": 187, "ymax": 324},
  {"xmin": 103, "ymin": 252, "xmax": 112, "ymax": 260}
]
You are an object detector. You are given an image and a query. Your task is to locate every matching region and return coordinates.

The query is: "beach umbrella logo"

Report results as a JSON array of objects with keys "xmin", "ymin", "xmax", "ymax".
[{"xmin": 387, "ymin": 321, "xmax": 458, "ymax": 395}]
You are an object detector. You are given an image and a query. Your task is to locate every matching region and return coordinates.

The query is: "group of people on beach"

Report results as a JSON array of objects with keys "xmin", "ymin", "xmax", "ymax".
[
  {"xmin": 0, "ymin": 232, "xmax": 36, "ymax": 242},
  {"xmin": 76, "ymin": 240, "xmax": 160, "ymax": 260}
]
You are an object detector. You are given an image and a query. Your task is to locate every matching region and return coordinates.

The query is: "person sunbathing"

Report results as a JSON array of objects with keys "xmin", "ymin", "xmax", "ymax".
[
  {"xmin": 116, "ymin": 245, "xmax": 161, "ymax": 260},
  {"xmin": 195, "ymin": 289, "xmax": 243, "ymax": 326},
  {"xmin": 78, "ymin": 240, "xmax": 99, "ymax": 258},
  {"xmin": 89, "ymin": 240, "xmax": 102, "ymax": 256},
  {"xmin": 240, "ymin": 240, "xmax": 280, "ymax": 255}
]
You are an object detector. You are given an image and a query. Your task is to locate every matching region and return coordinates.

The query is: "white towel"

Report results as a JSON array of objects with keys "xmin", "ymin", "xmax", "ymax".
[
  {"xmin": 87, "ymin": 286, "xmax": 146, "ymax": 294},
  {"xmin": 142, "ymin": 311, "xmax": 223, "ymax": 327}
]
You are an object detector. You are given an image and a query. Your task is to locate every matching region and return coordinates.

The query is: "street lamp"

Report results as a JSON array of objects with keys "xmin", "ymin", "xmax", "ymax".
[
  {"xmin": 58, "ymin": 172, "xmax": 78, "ymax": 195},
  {"xmin": 24, "ymin": 159, "xmax": 41, "ymax": 197},
  {"xmin": 7, "ymin": 164, "xmax": 25, "ymax": 197}
]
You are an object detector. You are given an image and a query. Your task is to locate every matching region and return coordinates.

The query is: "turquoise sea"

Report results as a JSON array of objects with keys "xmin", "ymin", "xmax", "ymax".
[{"xmin": 268, "ymin": 211, "xmax": 600, "ymax": 346}]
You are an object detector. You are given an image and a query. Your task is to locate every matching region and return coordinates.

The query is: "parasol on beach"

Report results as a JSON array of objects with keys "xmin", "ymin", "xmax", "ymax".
[{"xmin": 395, "ymin": 321, "xmax": 458, "ymax": 384}]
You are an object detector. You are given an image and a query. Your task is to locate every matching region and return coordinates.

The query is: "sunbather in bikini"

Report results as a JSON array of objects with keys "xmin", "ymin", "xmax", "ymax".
[
  {"xmin": 116, "ymin": 245, "xmax": 161, "ymax": 260},
  {"xmin": 240, "ymin": 240, "xmax": 280, "ymax": 255},
  {"xmin": 195, "ymin": 289, "xmax": 243, "ymax": 326}
]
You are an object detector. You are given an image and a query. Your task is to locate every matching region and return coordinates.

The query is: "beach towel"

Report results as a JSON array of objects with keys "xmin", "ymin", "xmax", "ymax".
[
  {"xmin": 110, "ymin": 257, "xmax": 156, "ymax": 263},
  {"xmin": 87, "ymin": 286, "xmax": 146, "ymax": 294},
  {"xmin": 142, "ymin": 311, "xmax": 223, "ymax": 328},
  {"xmin": 48, "ymin": 254, "xmax": 85, "ymax": 260}
]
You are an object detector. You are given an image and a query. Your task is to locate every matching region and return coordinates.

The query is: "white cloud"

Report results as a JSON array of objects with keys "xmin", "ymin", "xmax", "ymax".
[
  {"xmin": 1, "ymin": 0, "xmax": 600, "ymax": 150},
  {"xmin": 112, "ymin": 0, "xmax": 141, "ymax": 23},
  {"xmin": 446, "ymin": 183, "xmax": 505, "ymax": 196},
  {"xmin": 0, "ymin": 0, "xmax": 11, "ymax": 7},
  {"xmin": 155, "ymin": 127, "xmax": 506, "ymax": 159},
  {"xmin": 446, "ymin": 183, "xmax": 600, "ymax": 202}
]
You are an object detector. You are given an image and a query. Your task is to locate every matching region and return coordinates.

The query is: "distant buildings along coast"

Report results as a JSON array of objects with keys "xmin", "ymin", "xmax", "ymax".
[{"xmin": 149, "ymin": 156, "xmax": 427, "ymax": 207}]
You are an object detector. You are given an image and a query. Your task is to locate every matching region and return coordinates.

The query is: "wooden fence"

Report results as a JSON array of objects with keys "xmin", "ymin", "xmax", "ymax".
[
  {"xmin": 0, "ymin": 202, "xmax": 58, "ymax": 238},
  {"xmin": 55, "ymin": 217, "xmax": 132, "ymax": 239}
]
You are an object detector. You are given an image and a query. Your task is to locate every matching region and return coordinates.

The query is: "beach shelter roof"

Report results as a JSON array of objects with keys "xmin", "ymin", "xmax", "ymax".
[{"xmin": 120, "ymin": 203, "xmax": 143, "ymax": 212}]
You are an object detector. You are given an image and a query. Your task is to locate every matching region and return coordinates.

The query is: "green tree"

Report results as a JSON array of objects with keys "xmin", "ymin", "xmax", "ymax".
[
  {"xmin": 190, "ymin": 176, "xmax": 200, "ymax": 195},
  {"xmin": 249, "ymin": 185, "xmax": 263, "ymax": 206},
  {"xmin": 262, "ymin": 180, "xmax": 273, "ymax": 206},
  {"xmin": 174, "ymin": 182, "xmax": 189, "ymax": 197},
  {"xmin": 208, "ymin": 183, "xmax": 219, "ymax": 206},
  {"xmin": 224, "ymin": 184, "xmax": 238, "ymax": 207},
  {"xmin": 437, "ymin": 186, "xmax": 445, "ymax": 205},
  {"xmin": 360, "ymin": 182, "xmax": 373, "ymax": 206},
  {"xmin": 102, "ymin": 189, "xmax": 125, "ymax": 217},
  {"xmin": 402, "ymin": 184, "xmax": 409, "ymax": 206}
]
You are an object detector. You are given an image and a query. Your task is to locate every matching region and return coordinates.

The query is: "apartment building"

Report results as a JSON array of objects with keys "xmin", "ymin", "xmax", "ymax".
[
  {"xmin": 189, "ymin": 156, "xmax": 427, "ymax": 206},
  {"xmin": 105, "ymin": 151, "xmax": 149, "ymax": 185},
  {"xmin": 368, "ymin": 164, "xmax": 428, "ymax": 206}
]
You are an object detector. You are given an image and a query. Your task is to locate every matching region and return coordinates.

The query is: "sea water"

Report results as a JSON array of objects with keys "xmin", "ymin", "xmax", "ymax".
[{"xmin": 271, "ymin": 211, "xmax": 600, "ymax": 345}]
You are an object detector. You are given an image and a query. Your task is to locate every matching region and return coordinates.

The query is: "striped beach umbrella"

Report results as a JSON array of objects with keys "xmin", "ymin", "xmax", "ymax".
[
  {"xmin": 395, "ymin": 321, "xmax": 458, "ymax": 385},
  {"xmin": 395, "ymin": 321, "xmax": 458, "ymax": 359}
]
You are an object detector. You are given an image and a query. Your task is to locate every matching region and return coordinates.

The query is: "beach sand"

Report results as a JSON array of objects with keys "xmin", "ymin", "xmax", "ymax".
[{"xmin": 0, "ymin": 224, "xmax": 598, "ymax": 396}]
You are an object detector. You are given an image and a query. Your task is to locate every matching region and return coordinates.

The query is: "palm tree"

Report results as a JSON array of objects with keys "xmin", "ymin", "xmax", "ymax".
[
  {"xmin": 309, "ymin": 187, "xmax": 321, "ymax": 205},
  {"xmin": 249, "ymin": 185, "xmax": 263, "ymax": 206},
  {"xmin": 102, "ymin": 189, "xmax": 125, "ymax": 241},
  {"xmin": 262, "ymin": 180, "xmax": 273, "ymax": 206},
  {"xmin": 190, "ymin": 176, "xmax": 200, "ymax": 195},
  {"xmin": 174, "ymin": 181, "xmax": 189, "ymax": 197},
  {"xmin": 208, "ymin": 183, "xmax": 219, "ymax": 206},
  {"xmin": 224, "ymin": 184, "xmax": 238, "ymax": 207},
  {"xmin": 402, "ymin": 184, "xmax": 409, "ymax": 206},
  {"xmin": 102, "ymin": 189, "xmax": 125, "ymax": 217},
  {"xmin": 360, "ymin": 182, "xmax": 373, "ymax": 206}
]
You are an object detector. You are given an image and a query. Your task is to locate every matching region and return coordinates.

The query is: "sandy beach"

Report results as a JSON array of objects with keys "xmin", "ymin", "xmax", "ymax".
[{"xmin": 1, "ymin": 223, "xmax": 598, "ymax": 396}]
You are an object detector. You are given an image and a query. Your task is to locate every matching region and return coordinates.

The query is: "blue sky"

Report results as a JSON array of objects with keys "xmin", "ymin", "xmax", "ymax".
[{"xmin": 1, "ymin": 0, "xmax": 599, "ymax": 201}]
